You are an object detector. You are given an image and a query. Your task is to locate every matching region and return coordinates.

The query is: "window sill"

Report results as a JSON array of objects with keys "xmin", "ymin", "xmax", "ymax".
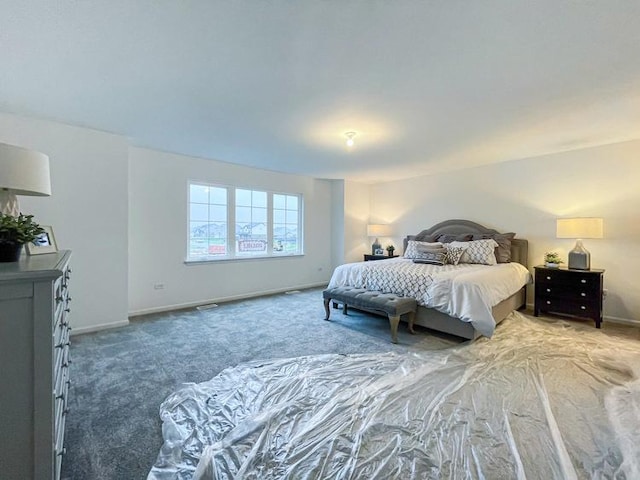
[{"xmin": 184, "ymin": 253, "xmax": 305, "ymax": 265}]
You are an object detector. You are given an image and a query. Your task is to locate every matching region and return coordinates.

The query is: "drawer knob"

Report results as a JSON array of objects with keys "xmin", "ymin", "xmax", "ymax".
[
  {"xmin": 56, "ymin": 447, "xmax": 67, "ymax": 457},
  {"xmin": 546, "ymin": 276, "xmax": 551, "ymax": 280},
  {"xmin": 581, "ymin": 305, "xmax": 586, "ymax": 310},
  {"xmin": 546, "ymin": 288, "xmax": 551, "ymax": 293},
  {"xmin": 64, "ymin": 308, "xmax": 71, "ymax": 313},
  {"xmin": 55, "ymin": 343, "xmax": 64, "ymax": 349},
  {"xmin": 56, "ymin": 295, "xmax": 64, "ymax": 303},
  {"xmin": 581, "ymin": 279, "xmax": 587, "ymax": 284},
  {"xmin": 546, "ymin": 300, "xmax": 551, "ymax": 305},
  {"xmin": 581, "ymin": 293, "xmax": 586, "ymax": 297},
  {"xmin": 55, "ymin": 393, "xmax": 65, "ymax": 400}
]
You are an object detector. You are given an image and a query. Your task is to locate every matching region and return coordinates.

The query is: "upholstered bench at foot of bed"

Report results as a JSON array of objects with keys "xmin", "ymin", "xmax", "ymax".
[{"xmin": 322, "ymin": 287, "xmax": 417, "ymax": 344}]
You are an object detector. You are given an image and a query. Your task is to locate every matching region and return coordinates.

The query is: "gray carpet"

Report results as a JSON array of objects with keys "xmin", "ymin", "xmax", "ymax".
[{"xmin": 61, "ymin": 287, "xmax": 461, "ymax": 480}]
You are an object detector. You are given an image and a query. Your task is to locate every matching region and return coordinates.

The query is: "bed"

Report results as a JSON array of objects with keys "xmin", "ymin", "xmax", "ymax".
[{"xmin": 328, "ymin": 219, "xmax": 530, "ymax": 340}]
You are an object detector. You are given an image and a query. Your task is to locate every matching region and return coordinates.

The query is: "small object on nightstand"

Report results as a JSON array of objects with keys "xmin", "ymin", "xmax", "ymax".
[
  {"xmin": 534, "ymin": 265, "xmax": 604, "ymax": 328},
  {"xmin": 364, "ymin": 254, "xmax": 399, "ymax": 262}
]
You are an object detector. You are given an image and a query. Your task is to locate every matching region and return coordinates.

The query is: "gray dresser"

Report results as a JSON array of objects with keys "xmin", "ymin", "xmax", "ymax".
[{"xmin": 0, "ymin": 250, "xmax": 72, "ymax": 480}]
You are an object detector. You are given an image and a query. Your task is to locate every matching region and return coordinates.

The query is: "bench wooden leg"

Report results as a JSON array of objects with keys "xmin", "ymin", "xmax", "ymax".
[
  {"xmin": 332, "ymin": 301, "xmax": 339, "ymax": 309},
  {"xmin": 388, "ymin": 315, "xmax": 400, "ymax": 344},
  {"xmin": 408, "ymin": 311, "xmax": 416, "ymax": 334},
  {"xmin": 323, "ymin": 298, "xmax": 331, "ymax": 320}
]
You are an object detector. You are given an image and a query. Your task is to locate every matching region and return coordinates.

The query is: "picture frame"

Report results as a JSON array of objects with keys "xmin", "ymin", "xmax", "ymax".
[
  {"xmin": 374, "ymin": 248, "xmax": 385, "ymax": 255},
  {"xmin": 26, "ymin": 225, "xmax": 58, "ymax": 255}
]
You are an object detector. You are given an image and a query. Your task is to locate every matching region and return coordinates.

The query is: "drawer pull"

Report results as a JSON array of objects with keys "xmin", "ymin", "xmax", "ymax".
[
  {"xmin": 55, "ymin": 393, "xmax": 65, "ymax": 400},
  {"xmin": 56, "ymin": 447, "xmax": 66, "ymax": 457},
  {"xmin": 546, "ymin": 300, "xmax": 551, "ymax": 305},
  {"xmin": 64, "ymin": 308, "xmax": 71, "ymax": 313},
  {"xmin": 546, "ymin": 276, "xmax": 551, "ymax": 280},
  {"xmin": 55, "ymin": 343, "xmax": 64, "ymax": 349},
  {"xmin": 56, "ymin": 295, "xmax": 64, "ymax": 303},
  {"xmin": 581, "ymin": 305, "xmax": 586, "ymax": 310},
  {"xmin": 546, "ymin": 288, "xmax": 551, "ymax": 293},
  {"xmin": 581, "ymin": 293, "xmax": 586, "ymax": 297},
  {"xmin": 581, "ymin": 279, "xmax": 587, "ymax": 284}
]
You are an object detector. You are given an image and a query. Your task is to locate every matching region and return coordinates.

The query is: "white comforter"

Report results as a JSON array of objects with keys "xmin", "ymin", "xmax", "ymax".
[{"xmin": 328, "ymin": 258, "xmax": 531, "ymax": 337}]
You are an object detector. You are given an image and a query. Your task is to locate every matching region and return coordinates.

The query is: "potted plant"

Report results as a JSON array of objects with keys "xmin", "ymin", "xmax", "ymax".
[
  {"xmin": 0, "ymin": 213, "xmax": 45, "ymax": 262},
  {"xmin": 386, "ymin": 244, "xmax": 396, "ymax": 257},
  {"xmin": 544, "ymin": 252, "xmax": 563, "ymax": 268}
]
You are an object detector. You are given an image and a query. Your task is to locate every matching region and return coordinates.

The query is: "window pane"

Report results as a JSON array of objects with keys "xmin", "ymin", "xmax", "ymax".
[
  {"xmin": 210, "ymin": 187, "xmax": 227, "ymax": 205},
  {"xmin": 286, "ymin": 195, "xmax": 298, "ymax": 210},
  {"xmin": 252, "ymin": 207, "xmax": 267, "ymax": 223},
  {"xmin": 209, "ymin": 205, "xmax": 226, "ymax": 222},
  {"xmin": 273, "ymin": 209, "xmax": 285, "ymax": 223},
  {"xmin": 236, "ymin": 206, "xmax": 252, "ymax": 223},
  {"xmin": 236, "ymin": 189, "xmax": 252, "ymax": 206},
  {"xmin": 273, "ymin": 194, "xmax": 286, "ymax": 209},
  {"xmin": 190, "ymin": 203, "xmax": 208, "ymax": 222},
  {"xmin": 286, "ymin": 210, "xmax": 298, "ymax": 224},
  {"xmin": 252, "ymin": 190, "xmax": 267, "ymax": 207},
  {"xmin": 190, "ymin": 184, "xmax": 209, "ymax": 204}
]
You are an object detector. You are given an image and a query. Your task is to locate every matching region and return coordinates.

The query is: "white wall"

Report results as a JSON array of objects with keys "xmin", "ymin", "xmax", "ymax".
[
  {"xmin": 343, "ymin": 180, "xmax": 371, "ymax": 264},
  {"xmin": 0, "ymin": 113, "xmax": 129, "ymax": 332},
  {"xmin": 367, "ymin": 140, "xmax": 640, "ymax": 323},
  {"xmin": 330, "ymin": 179, "xmax": 345, "ymax": 268},
  {"xmin": 128, "ymin": 147, "xmax": 333, "ymax": 314}
]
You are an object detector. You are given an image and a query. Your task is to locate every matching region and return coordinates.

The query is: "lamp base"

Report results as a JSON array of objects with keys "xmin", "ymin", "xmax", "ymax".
[
  {"xmin": 568, "ymin": 239, "xmax": 590, "ymax": 270},
  {"xmin": 371, "ymin": 238, "xmax": 381, "ymax": 256},
  {"xmin": 0, "ymin": 190, "xmax": 19, "ymax": 217}
]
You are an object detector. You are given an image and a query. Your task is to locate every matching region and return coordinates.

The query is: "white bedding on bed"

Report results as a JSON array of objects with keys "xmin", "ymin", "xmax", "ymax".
[{"xmin": 328, "ymin": 258, "xmax": 531, "ymax": 336}]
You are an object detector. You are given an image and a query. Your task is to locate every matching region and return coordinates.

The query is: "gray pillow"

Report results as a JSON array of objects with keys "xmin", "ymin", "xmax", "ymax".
[
  {"xmin": 412, "ymin": 250, "xmax": 446, "ymax": 266},
  {"xmin": 403, "ymin": 234, "xmax": 438, "ymax": 253},
  {"xmin": 436, "ymin": 233, "xmax": 473, "ymax": 243},
  {"xmin": 471, "ymin": 233, "xmax": 516, "ymax": 263}
]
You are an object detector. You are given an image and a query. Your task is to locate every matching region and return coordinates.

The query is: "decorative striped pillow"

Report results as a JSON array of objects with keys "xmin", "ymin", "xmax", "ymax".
[{"xmin": 404, "ymin": 240, "xmax": 443, "ymax": 259}]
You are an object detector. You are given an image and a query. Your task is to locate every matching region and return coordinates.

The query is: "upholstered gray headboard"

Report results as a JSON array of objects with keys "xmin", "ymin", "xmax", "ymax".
[{"xmin": 403, "ymin": 219, "xmax": 528, "ymax": 266}]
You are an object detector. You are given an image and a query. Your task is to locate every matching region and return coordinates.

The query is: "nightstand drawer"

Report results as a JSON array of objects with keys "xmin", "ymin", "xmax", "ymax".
[
  {"xmin": 535, "ymin": 269, "xmax": 600, "ymax": 291},
  {"xmin": 535, "ymin": 284, "xmax": 596, "ymax": 302},
  {"xmin": 536, "ymin": 296, "xmax": 599, "ymax": 316}
]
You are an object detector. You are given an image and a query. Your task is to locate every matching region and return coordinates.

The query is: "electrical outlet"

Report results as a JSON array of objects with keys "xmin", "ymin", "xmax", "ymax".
[{"xmin": 154, "ymin": 283, "xmax": 165, "ymax": 290}]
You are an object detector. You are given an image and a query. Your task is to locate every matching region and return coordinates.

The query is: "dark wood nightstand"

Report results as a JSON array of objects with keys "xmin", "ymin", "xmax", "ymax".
[
  {"xmin": 364, "ymin": 254, "xmax": 399, "ymax": 261},
  {"xmin": 534, "ymin": 265, "xmax": 604, "ymax": 328}
]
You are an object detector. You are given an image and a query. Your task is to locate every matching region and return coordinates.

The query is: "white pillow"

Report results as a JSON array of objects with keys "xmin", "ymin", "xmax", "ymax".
[
  {"xmin": 404, "ymin": 240, "xmax": 443, "ymax": 259},
  {"xmin": 450, "ymin": 239, "xmax": 498, "ymax": 265}
]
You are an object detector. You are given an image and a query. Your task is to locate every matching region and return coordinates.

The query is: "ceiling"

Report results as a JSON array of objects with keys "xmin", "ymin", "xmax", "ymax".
[{"xmin": 1, "ymin": 1, "xmax": 640, "ymax": 183}]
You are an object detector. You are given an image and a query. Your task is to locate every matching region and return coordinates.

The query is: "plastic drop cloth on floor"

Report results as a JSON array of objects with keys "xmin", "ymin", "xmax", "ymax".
[{"xmin": 148, "ymin": 312, "xmax": 640, "ymax": 480}]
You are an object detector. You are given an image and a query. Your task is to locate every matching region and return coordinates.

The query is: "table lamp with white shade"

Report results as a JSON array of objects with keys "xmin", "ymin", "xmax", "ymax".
[
  {"xmin": 367, "ymin": 224, "xmax": 391, "ymax": 255},
  {"xmin": 556, "ymin": 218, "xmax": 603, "ymax": 270},
  {"xmin": 0, "ymin": 142, "xmax": 51, "ymax": 216}
]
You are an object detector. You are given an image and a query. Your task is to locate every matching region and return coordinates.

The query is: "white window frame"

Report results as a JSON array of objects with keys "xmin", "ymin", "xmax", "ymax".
[{"xmin": 186, "ymin": 181, "xmax": 304, "ymax": 263}]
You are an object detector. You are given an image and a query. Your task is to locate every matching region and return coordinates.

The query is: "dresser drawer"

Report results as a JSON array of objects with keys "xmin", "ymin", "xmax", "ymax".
[
  {"xmin": 535, "ymin": 284, "xmax": 597, "ymax": 302},
  {"xmin": 535, "ymin": 269, "xmax": 600, "ymax": 291},
  {"xmin": 536, "ymin": 296, "xmax": 600, "ymax": 317}
]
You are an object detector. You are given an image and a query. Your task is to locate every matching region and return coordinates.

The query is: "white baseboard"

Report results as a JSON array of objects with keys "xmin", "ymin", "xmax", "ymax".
[
  {"xmin": 524, "ymin": 302, "xmax": 639, "ymax": 326},
  {"xmin": 71, "ymin": 319, "xmax": 130, "ymax": 336},
  {"xmin": 128, "ymin": 281, "xmax": 328, "ymax": 317}
]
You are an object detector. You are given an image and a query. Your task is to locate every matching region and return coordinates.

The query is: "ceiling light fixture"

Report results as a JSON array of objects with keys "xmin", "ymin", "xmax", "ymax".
[{"xmin": 345, "ymin": 132, "xmax": 356, "ymax": 147}]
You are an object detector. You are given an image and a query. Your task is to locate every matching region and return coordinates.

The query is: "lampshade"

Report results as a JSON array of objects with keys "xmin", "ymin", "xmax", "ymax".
[
  {"xmin": 0, "ymin": 142, "xmax": 51, "ymax": 216},
  {"xmin": 367, "ymin": 224, "xmax": 391, "ymax": 237},
  {"xmin": 556, "ymin": 218, "xmax": 604, "ymax": 239}
]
